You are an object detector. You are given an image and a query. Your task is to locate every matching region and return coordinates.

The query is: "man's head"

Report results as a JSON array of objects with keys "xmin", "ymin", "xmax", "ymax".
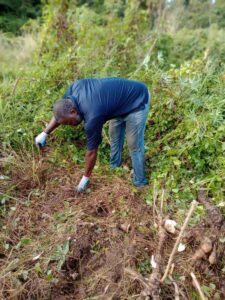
[{"xmin": 53, "ymin": 99, "xmax": 82, "ymax": 126}]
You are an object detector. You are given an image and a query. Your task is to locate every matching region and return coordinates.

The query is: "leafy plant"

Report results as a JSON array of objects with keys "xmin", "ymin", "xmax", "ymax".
[{"xmin": 50, "ymin": 240, "xmax": 69, "ymax": 271}]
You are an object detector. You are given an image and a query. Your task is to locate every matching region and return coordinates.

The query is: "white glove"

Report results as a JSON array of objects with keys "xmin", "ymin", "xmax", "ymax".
[
  {"xmin": 75, "ymin": 176, "xmax": 89, "ymax": 192},
  {"xmin": 35, "ymin": 132, "xmax": 48, "ymax": 148}
]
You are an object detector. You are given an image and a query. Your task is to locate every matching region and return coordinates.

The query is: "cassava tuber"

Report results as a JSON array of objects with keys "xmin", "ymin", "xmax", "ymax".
[{"xmin": 191, "ymin": 237, "xmax": 212, "ymax": 262}]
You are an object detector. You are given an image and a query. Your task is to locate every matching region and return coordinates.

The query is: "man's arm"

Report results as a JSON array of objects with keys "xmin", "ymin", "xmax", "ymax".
[
  {"xmin": 35, "ymin": 116, "xmax": 59, "ymax": 147},
  {"xmin": 44, "ymin": 116, "xmax": 60, "ymax": 134},
  {"xmin": 84, "ymin": 148, "xmax": 98, "ymax": 177},
  {"xmin": 75, "ymin": 149, "xmax": 98, "ymax": 192},
  {"xmin": 76, "ymin": 119, "xmax": 102, "ymax": 192}
]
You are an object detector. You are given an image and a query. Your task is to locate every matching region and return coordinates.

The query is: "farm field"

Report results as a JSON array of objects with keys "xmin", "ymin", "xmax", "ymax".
[{"xmin": 0, "ymin": 1, "xmax": 225, "ymax": 299}]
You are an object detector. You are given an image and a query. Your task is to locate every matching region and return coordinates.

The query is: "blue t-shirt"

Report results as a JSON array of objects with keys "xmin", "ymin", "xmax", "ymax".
[{"xmin": 63, "ymin": 77, "xmax": 149, "ymax": 150}]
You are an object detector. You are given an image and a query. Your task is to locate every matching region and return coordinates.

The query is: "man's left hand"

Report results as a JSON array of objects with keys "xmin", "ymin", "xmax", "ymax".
[{"xmin": 75, "ymin": 175, "xmax": 90, "ymax": 192}]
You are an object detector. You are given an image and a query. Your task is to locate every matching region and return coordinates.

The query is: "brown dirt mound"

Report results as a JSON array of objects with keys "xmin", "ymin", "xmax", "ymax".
[{"xmin": 0, "ymin": 154, "xmax": 224, "ymax": 300}]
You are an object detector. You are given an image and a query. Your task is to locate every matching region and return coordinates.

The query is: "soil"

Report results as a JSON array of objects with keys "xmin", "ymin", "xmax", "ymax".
[{"xmin": 0, "ymin": 154, "xmax": 224, "ymax": 300}]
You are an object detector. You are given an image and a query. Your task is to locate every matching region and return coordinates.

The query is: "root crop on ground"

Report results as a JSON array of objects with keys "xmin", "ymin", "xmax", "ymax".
[{"xmin": 0, "ymin": 153, "xmax": 224, "ymax": 299}]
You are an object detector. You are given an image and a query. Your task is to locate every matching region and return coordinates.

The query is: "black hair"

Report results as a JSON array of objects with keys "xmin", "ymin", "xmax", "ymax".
[{"xmin": 53, "ymin": 98, "xmax": 75, "ymax": 121}]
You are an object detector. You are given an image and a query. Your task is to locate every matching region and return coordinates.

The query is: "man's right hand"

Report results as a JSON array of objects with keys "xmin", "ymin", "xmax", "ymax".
[{"xmin": 35, "ymin": 132, "xmax": 48, "ymax": 148}]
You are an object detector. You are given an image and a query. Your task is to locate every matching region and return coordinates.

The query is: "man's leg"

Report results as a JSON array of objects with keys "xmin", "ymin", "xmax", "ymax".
[
  {"xmin": 109, "ymin": 118, "xmax": 126, "ymax": 168},
  {"xmin": 125, "ymin": 101, "xmax": 150, "ymax": 187}
]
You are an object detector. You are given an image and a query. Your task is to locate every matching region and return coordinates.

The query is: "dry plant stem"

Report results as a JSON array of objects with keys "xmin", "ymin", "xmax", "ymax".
[
  {"xmin": 102, "ymin": 127, "xmax": 111, "ymax": 145},
  {"xmin": 124, "ymin": 268, "xmax": 151, "ymax": 291},
  {"xmin": 143, "ymin": 217, "xmax": 168, "ymax": 299},
  {"xmin": 160, "ymin": 189, "xmax": 165, "ymax": 215},
  {"xmin": 133, "ymin": 37, "xmax": 158, "ymax": 75},
  {"xmin": 125, "ymin": 219, "xmax": 168, "ymax": 300},
  {"xmin": 190, "ymin": 272, "xmax": 206, "ymax": 300},
  {"xmin": 169, "ymin": 263, "xmax": 175, "ymax": 275},
  {"xmin": 11, "ymin": 77, "xmax": 22, "ymax": 96},
  {"xmin": 178, "ymin": 288, "xmax": 189, "ymax": 300},
  {"xmin": 173, "ymin": 282, "xmax": 180, "ymax": 300},
  {"xmin": 169, "ymin": 276, "xmax": 180, "ymax": 300},
  {"xmin": 161, "ymin": 200, "xmax": 198, "ymax": 283}
]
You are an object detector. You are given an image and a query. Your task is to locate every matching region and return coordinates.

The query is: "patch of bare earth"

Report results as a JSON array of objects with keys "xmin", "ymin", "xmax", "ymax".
[{"xmin": 0, "ymin": 154, "xmax": 224, "ymax": 299}]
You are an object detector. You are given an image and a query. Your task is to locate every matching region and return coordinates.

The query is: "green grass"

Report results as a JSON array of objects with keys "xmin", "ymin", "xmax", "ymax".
[{"xmin": 0, "ymin": 1, "xmax": 225, "ymax": 299}]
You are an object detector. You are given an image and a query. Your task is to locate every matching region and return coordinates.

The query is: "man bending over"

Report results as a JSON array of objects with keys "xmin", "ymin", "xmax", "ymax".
[{"xmin": 35, "ymin": 77, "xmax": 150, "ymax": 192}]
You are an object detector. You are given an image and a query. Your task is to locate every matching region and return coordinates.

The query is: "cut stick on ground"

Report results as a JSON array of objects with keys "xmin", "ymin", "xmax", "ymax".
[
  {"xmin": 124, "ymin": 267, "xmax": 152, "ymax": 291},
  {"xmin": 169, "ymin": 276, "xmax": 180, "ymax": 300},
  {"xmin": 143, "ymin": 217, "xmax": 168, "ymax": 299},
  {"xmin": 161, "ymin": 200, "xmax": 198, "ymax": 283},
  {"xmin": 190, "ymin": 272, "xmax": 206, "ymax": 300},
  {"xmin": 126, "ymin": 218, "xmax": 168, "ymax": 299}
]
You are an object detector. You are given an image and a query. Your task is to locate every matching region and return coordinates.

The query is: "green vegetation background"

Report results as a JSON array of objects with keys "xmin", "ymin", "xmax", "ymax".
[
  {"xmin": 0, "ymin": 1, "xmax": 225, "ymax": 298},
  {"xmin": 0, "ymin": 0, "xmax": 224, "ymax": 214}
]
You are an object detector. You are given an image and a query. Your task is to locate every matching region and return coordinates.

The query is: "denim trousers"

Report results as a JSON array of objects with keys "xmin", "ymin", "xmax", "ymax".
[{"xmin": 109, "ymin": 95, "xmax": 150, "ymax": 187}]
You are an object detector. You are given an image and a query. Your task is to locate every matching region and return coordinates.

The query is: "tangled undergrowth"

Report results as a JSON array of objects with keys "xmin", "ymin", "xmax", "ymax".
[{"xmin": 0, "ymin": 1, "xmax": 225, "ymax": 299}]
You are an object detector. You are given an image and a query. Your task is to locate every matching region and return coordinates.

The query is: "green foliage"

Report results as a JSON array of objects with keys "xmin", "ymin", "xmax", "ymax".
[
  {"xmin": 137, "ymin": 254, "xmax": 152, "ymax": 276},
  {"xmin": 142, "ymin": 57, "xmax": 225, "ymax": 207},
  {"xmin": 212, "ymin": 0, "xmax": 225, "ymax": 28},
  {"xmin": 167, "ymin": 0, "xmax": 225, "ymax": 30},
  {"xmin": 0, "ymin": 0, "xmax": 41, "ymax": 34},
  {"xmin": 0, "ymin": 0, "xmax": 224, "ymax": 219},
  {"xmin": 50, "ymin": 240, "xmax": 69, "ymax": 271},
  {"xmin": 0, "ymin": 2, "xmax": 225, "ymax": 298}
]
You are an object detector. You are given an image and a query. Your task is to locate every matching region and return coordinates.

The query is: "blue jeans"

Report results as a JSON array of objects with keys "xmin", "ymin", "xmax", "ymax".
[{"xmin": 109, "ymin": 94, "xmax": 150, "ymax": 187}]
